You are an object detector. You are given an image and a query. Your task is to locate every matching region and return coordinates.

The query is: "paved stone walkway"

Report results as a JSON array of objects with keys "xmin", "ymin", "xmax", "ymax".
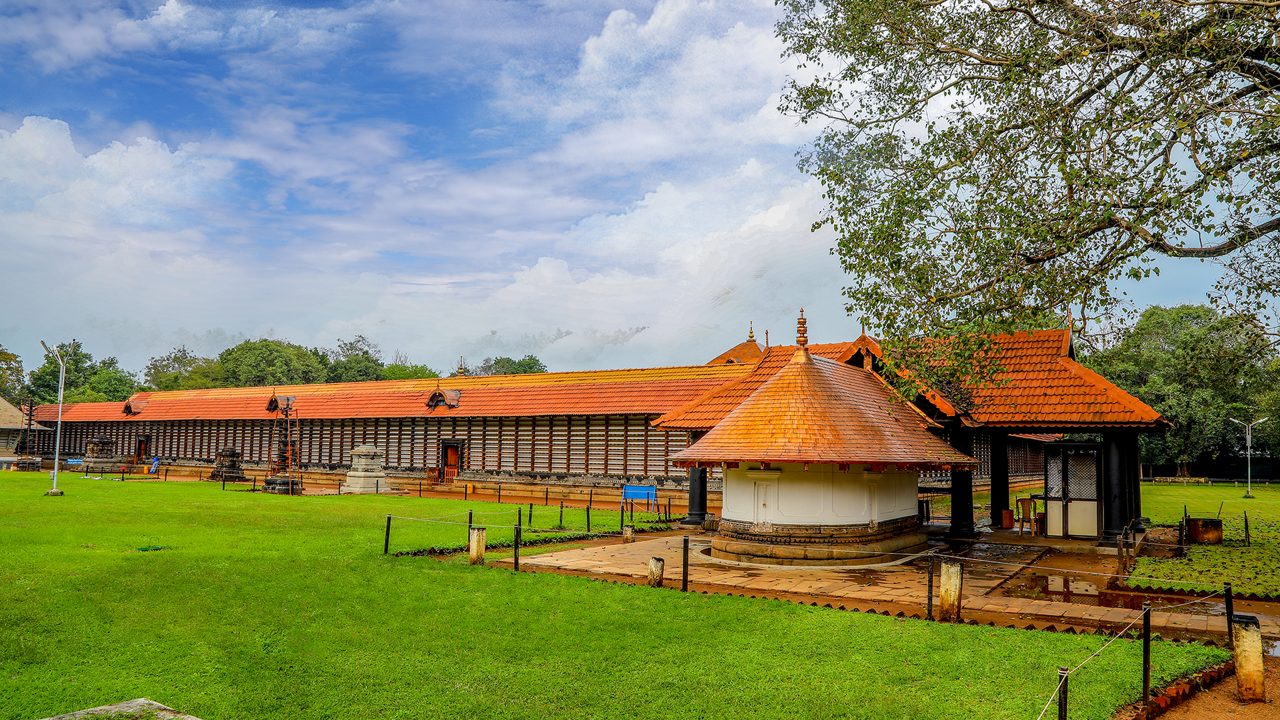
[{"xmin": 515, "ymin": 536, "xmax": 1280, "ymax": 640}]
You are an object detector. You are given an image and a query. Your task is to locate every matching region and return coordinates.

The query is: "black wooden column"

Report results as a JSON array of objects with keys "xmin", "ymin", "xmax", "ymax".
[
  {"xmin": 683, "ymin": 466, "xmax": 708, "ymax": 526},
  {"xmin": 947, "ymin": 426, "xmax": 977, "ymax": 539},
  {"xmin": 1101, "ymin": 431, "xmax": 1131, "ymax": 542},
  {"xmin": 990, "ymin": 431, "xmax": 1010, "ymax": 529},
  {"xmin": 1127, "ymin": 435, "xmax": 1144, "ymax": 530}
]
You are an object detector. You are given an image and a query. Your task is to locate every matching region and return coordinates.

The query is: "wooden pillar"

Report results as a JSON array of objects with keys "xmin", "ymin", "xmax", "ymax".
[
  {"xmin": 990, "ymin": 431, "xmax": 1010, "ymax": 529},
  {"xmin": 1102, "ymin": 431, "xmax": 1133, "ymax": 542},
  {"xmin": 947, "ymin": 426, "xmax": 977, "ymax": 539}
]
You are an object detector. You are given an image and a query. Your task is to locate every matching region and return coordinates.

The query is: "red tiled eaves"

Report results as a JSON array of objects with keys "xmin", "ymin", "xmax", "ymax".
[
  {"xmin": 671, "ymin": 350, "xmax": 975, "ymax": 469},
  {"xmin": 654, "ymin": 342, "xmax": 857, "ymax": 431},
  {"xmin": 656, "ymin": 329, "xmax": 1165, "ymax": 431},
  {"xmin": 31, "ymin": 364, "xmax": 752, "ymax": 423}
]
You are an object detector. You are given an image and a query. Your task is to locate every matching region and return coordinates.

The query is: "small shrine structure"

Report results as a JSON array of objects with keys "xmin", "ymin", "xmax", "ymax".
[
  {"xmin": 342, "ymin": 444, "xmax": 389, "ymax": 494},
  {"xmin": 672, "ymin": 312, "xmax": 975, "ymax": 565}
]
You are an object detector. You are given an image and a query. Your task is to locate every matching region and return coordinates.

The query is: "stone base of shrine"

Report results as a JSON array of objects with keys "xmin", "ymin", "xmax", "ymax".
[
  {"xmin": 340, "ymin": 473, "xmax": 390, "ymax": 494},
  {"xmin": 711, "ymin": 516, "xmax": 927, "ymax": 566}
]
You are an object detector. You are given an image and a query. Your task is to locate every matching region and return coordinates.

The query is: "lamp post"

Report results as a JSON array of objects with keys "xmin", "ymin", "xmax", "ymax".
[
  {"xmin": 39, "ymin": 340, "xmax": 66, "ymax": 497},
  {"xmin": 1230, "ymin": 417, "xmax": 1268, "ymax": 499}
]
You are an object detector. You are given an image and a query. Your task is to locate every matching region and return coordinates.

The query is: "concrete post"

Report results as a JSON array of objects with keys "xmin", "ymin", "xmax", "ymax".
[
  {"xmin": 622, "ymin": 525, "xmax": 635, "ymax": 543},
  {"xmin": 647, "ymin": 556, "xmax": 665, "ymax": 587},
  {"xmin": 1232, "ymin": 614, "xmax": 1265, "ymax": 702},
  {"xmin": 468, "ymin": 527, "xmax": 487, "ymax": 566},
  {"xmin": 939, "ymin": 560, "xmax": 964, "ymax": 622}
]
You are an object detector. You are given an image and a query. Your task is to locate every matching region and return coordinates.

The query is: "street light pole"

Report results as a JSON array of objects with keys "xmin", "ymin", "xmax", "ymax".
[
  {"xmin": 39, "ymin": 340, "xmax": 66, "ymax": 497},
  {"xmin": 1231, "ymin": 417, "xmax": 1268, "ymax": 499}
]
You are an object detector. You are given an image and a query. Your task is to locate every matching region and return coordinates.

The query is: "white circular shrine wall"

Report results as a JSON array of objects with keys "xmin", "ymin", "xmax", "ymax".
[{"xmin": 720, "ymin": 463, "xmax": 920, "ymax": 527}]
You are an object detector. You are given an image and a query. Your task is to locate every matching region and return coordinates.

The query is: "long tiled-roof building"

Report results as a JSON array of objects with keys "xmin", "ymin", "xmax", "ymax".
[{"xmin": 32, "ymin": 323, "xmax": 1164, "ymax": 543}]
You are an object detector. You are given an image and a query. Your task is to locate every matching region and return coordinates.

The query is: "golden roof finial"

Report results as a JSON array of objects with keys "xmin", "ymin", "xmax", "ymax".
[
  {"xmin": 455, "ymin": 356, "xmax": 467, "ymax": 376},
  {"xmin": 748, "ymin": 321, "xmax": 755, "ymax": 343},
  {"xmin": 796, "ymin": 308, "xmax": 808, "ymax": 348},
  {"xmin": 764, "ymin": 329, "xmax": 769, "ymax": 348}
]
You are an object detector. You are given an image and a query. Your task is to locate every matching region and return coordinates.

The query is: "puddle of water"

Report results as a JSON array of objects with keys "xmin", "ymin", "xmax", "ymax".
[{"xmin": 1002, "ymin": 573, "xmax": 1226, "ymax": 614}]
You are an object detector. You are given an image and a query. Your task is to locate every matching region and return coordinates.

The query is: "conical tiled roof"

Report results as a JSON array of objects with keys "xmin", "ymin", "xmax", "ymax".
[{"xmin": 671, "ymin": 346, "xmax": 976, "ymax": 469}]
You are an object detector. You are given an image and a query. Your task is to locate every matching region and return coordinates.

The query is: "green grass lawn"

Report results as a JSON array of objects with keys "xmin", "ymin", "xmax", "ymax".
[
  {"xmin": 1130, "ymin": 483, "xmax": 1280, "ymax": 597},
  {"xmin": 0, "ymin": 473, "xmax": 1225, "ymax": 719}
]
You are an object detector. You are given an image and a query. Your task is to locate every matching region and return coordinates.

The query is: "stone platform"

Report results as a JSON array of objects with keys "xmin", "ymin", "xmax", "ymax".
[{"xmin": 510, "ymin": 535, "xmax": 1280, "ymax": 640}]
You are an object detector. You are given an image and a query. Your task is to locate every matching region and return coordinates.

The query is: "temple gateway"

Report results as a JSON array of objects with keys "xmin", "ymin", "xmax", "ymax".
[{"xmin": 32, "ymin": 313, "xmax": 1164, "ymax": 544}]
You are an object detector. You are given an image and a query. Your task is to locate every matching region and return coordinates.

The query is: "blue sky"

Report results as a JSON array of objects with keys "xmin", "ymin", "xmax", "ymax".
[{"xmin": 0, "ymin": 0, "xmax": 1226, "ymax": 376}]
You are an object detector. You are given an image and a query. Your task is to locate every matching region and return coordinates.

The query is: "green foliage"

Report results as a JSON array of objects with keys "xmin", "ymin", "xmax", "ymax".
[
  {"xmin": 27, "ymin": 341, "xmax": 138, "ymax": 404},
  {"xmin": 459, "ymin": 355, "xmax": 549, "ymax": 377},
  {"xmin": 381, "ymin": 363, "xmax": 439, "ymax": 380},
  {"xmin": 27, "ymin": 340, "xmax": 96, "ymax": 404},
  {"xmin": 324, "ymin": 335, "xmax": 384, "ymax": 383},
  {"xmin": 778, "ymin": 0, "xmax": 1280, "ymax": 364},
  {"xmin": 144, "ymin": 346, "xmax": 223, "ymax": 391},
  {"xmin": 217, "ymin": 339, "xmax": 328, "ymax": 388},
  {"xmin": 1130, "ymin": 484, "xmax": 1280, "ymax": 597},
  {"xmin": 0, "ymin": 345, "xmax": 23, "ymax": 406},
  {"xmin": 0, "ymin": 474, "xmax": 1226, "ymax": 720},
  {"xmin": 1084, "ymin": 305, "xmax": 1274, "ymax": 472}
]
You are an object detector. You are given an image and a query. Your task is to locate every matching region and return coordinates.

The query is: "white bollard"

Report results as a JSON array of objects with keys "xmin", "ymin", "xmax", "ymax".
[
  {"xmin": 647, "ymin": 556, "xmax": 665, "ymax": 587},
  {"xmin": 939, "ymin": 560, "xmax": 964, "ymax": 622},
  {"xmin": 469, "ymin": 527, "xmax": 487, "ymax": 566},
  {"xmin": 622, "ymin": 525, "xmax": 635, "ymax": 544}
]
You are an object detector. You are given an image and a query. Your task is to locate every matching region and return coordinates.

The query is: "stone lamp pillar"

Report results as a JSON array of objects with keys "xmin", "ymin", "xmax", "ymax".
[{"xmin": 342, "ymin": 445, "xmax": 389, "ymax": 494}]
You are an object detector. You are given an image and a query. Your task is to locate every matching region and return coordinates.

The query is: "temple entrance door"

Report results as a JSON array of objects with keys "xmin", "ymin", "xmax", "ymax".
[
  {"xmin": 1044, "ymin": 444, "xmax": 1101, "ymax": 538},
  {"xmin": 441, "ymin": 443, "xmax": 461, "ymax": 482},
  {"xmin": 135, "ymin": 436, "xmax": 150, "ymax": 462},
  {"xmin": 753, "ymin": 481, "xmax": 773, "ymax": 525}
]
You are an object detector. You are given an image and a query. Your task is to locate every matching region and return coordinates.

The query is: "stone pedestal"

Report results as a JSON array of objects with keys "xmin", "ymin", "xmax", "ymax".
[
  {"xmin": 208, "ymin": 448, "xmax": 248, "ymax": 484},
  {"xmin": 342, "ymin": 444, "xmax": 389, "ymax": 494},
  {"xmin": 262, "ymin": 474, "xmax": 303, "ymax": 495},
  {"xmin": 83, "ymin": 437, "xmax": 124, "ymax": 472}
]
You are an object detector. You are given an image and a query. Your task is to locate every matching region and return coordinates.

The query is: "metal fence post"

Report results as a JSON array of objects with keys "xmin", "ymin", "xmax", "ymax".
[
  {"xmin": 1057, "ymin": 667, "xmax": 1069, "ymax": 720},
  {"xmin": 1225, "ymin": 582, "xmax": 1235, "ymax": 648},
  {"xmin": 926, "ymin": 557, "xmax": 935, "ymax": 621},
  {"xmin": 513, "ymin": 523, "xmax": 521, "ymax": 572},
  {"xmin": 682, "ymin": 535, "xmax": 690, "ymax": 592},
  {"xmin": 1142, "ymin": 602, "xmax": 1151, "ymax": 717},
  {"xmin": 383, "ymin": 514, "xmax": 392, "ymax": 555}
]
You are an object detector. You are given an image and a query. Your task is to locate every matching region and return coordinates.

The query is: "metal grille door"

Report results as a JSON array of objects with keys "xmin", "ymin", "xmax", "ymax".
[{"xmin": 1067, "ymin": 451, "xmax": 1098, "ymax": 501}]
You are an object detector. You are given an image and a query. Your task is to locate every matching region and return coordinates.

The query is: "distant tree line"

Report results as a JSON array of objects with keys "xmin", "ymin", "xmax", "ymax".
[
  {"xmin": 0, "ymin": 335, "xmax": 548, "ymax": 406},
  {"xmin": 1084, "ymin": 305, "xmax": 1280, "ymax": 476}
]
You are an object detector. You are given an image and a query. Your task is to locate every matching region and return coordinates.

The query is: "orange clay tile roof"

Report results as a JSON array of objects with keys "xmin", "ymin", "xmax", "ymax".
[
  {"xmin": 32, "ymin": 363, "xmax": 753, "ymax": 423},
  {"xmin": 706, "ymin": 339, "xmax": 764, "ymax": 365},
  {"xmin": 656, "ymin": 329, "xmax": 1165, "ymax": 431},
  {"xmin": 670, "ymin": 347, "xmax": 976, "ymax": 468},
  {"xmin": 959, "ymin": 329, "xmax": 1165, "ymax": 429},
  {"xmin": 654, "ymin": 342, "xmax": 858, "ymax": 431}
]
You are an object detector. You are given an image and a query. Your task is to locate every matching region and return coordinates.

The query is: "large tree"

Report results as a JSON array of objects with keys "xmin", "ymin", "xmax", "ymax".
[
  {"xmin": 27, "ymin": 340, "xmax": 97, "ymax": 404},
  {"xmin": 0, "ymin": 345, "xmax": 23, "ymax": 406},
  {"xmin": 779, "ymin": 0, "xmax": 1280, "ymax": 355},
  {"xmin": 1085, "ymin": 305, "xmax": 1273, "ymax": 474},
  {"xmin": 144, "ymin": 346, "xmax": 224, "ymax": 391},
  {"xmin": 324, "ymin": 335, "xmax": 384, "ymax": 383},
  {"xmin": 454, "ymin": 355, "xmax": 549, "ymax": 377},
  {"xmin": 217, "ymin": 339, "xmax": 328, "ymax": 388},
  {"xmin": 27, "ymin": 341, "xmax": 139, "ymax": 404}
]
